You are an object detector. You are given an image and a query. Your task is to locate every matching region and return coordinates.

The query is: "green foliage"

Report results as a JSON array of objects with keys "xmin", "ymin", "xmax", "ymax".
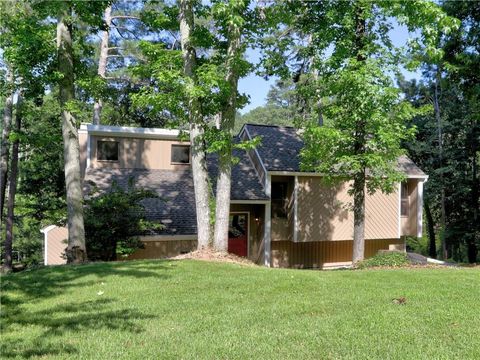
[
  {"xmin": 406, "ymin": 236, "xmax": 431, "ymax": 257},
  {"xmin": 301, "ymin": 59, "xmax": 417, "ymax": 195},
  {"xmin": 84, "ymin": 179, "xmax": 163, "ymax": 261},
  {"xmin": 357, "ymin": 251, "xmax": 410, "ymax": 269},
  {"xmin": 235, "ymin": 79, "xmax": 297, "ymax": 132}
]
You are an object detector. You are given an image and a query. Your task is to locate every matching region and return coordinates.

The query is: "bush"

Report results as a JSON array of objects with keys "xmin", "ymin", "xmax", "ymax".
[
  {"xmin": 84, "ymin": 178, "xmax": 163, "ymax": 261},
  {"xmin": 357, "ymin": 251, "xmax": 410, "ymax": 269}
]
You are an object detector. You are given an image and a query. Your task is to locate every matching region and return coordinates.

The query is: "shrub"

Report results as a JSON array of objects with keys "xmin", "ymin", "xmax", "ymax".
[
  {"xmin": 84, "ymin": 178, "xmax": 163, "ymax": 261},
  {"xmin": 357, "ymin": 251, "xmax": 410, "ymax": 269}
]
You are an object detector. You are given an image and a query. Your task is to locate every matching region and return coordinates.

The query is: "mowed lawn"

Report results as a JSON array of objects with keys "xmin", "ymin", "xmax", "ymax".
[{"xmin": 1, "ymin": 260, "xmax": 479, "ymax": 359}]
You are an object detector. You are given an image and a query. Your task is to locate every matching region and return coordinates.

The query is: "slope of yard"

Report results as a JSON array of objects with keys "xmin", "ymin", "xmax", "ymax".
[{"xmin": 1, "ymin": 260, "xmax": 479, "ymax": 359}]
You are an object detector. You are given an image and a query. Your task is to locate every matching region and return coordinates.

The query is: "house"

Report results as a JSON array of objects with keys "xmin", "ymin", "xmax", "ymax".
[{"xmin": 42, "ymin": 123, "xmax": 427, "ymax": 268}]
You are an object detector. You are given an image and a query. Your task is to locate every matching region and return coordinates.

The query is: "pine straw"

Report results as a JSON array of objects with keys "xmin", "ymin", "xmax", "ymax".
[{"xmin": 171, "ymin": 249, "xmax": 257, "ymax": 266}]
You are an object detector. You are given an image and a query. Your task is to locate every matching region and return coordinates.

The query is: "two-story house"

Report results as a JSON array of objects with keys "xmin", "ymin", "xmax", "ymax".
[{"xmin": 42, "ymin": 123, "xmax": 427, "ymax": 268}]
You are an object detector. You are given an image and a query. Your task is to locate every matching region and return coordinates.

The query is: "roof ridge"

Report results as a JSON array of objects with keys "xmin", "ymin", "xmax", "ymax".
[{"xmin": 245, "ymin": 123, "xmax": 296, "ymax": 129}]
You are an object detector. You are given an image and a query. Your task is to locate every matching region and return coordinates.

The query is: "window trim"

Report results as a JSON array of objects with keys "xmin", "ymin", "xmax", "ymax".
[
  {"xmin": 400, "ymin": 181, "xmax": 409, "ymax": 217},
  {"xmin": 170, "ymin": 144, "xmax": 191, "ymax": 165},
  {"xmin": 97, "ymin": 140, "xmax": 119, "ymax": 162}
]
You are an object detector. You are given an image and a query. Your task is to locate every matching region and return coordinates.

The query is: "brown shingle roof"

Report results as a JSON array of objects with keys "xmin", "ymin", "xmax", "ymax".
[
  {"xmin": 244, "ymin": 124, "xmax": 426, "ymax": 176},
  {"xmin": 83, "ymin": 148, "xmax": 268, "ymax": 236}
]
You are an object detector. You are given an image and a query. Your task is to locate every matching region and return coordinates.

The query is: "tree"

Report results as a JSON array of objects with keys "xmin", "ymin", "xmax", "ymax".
[
  {"xmin": 212, "ymin": 0, "xmax": 251, "ymax": 252},
  {"xmin": 92, "ymin": 5, "xmax": 112, "ymax": 124},
  {"xmin": 0, "ymin": 0, "xmax": 57, "ymax": 270},
  {"xmin": 3, "ymin": 94, "xmax": 22, "ymax": 271},
  {"xmin": 84, "ymin": 180, "xmax": 160, "ymax": 261},
  {"xmin": 56, "ymin": 5, "xmax": 88, "ymax": 263},
  {"xmin": 262, "ymin": 0, "xmax": 458, "ymax": 263},
  {"xmin": 178, "ymin": 0, "xmax": 213, "ymax": 249},
  {"xmin": 0, "ymin": 70, "xmax": 13, "ymax": 219}
]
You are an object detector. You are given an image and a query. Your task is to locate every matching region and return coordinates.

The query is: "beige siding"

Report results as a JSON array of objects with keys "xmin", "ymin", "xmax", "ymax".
[
  {"xmin": 271, "ymin": 239, "xmax": 405, "ymax": 268},
  {"xmin": 296, "ymin": 177, "xmax": 399, "ymax": 242},
  {"xmin": 401, "ymin": 179, "xmax": 418, "ymax": 236},
  {"xmin": 79, "ymin": 131, "xmax": 88, "ymax": 180},
  {"xmin": 126, "ymin": 237, "xmax": 197, "ymax": 260},
  {"xmin": 45, "ymin": 227, "xmax": 68, "ymax": 265},
  {"xmin": 89, "ymin": 136, "xmax": 190, "ymax": 170}
]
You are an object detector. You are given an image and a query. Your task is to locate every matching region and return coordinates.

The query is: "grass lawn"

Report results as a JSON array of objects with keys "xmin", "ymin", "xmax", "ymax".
[{"xmin": 1, "ymin": 260, "xmax": 479, "ymax": 359}]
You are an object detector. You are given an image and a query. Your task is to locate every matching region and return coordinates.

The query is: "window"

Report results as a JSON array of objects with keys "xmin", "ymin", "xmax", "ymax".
[
  {"xmin": 171, "ymin": 145, "xmax": 190, "ymax": 164},
  {"xmin": 401, "ymin": 182, "xmax": 409, "ymax": 217},
  {"xmin": 97, "ymin": 141, "xmax": 119, "ymax": 161},
  {"xmin": 271, "ymin": 182, "xmax": 288, "ymax": 218}
]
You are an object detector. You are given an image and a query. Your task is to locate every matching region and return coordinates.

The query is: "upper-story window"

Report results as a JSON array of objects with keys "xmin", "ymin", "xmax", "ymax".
[
  {"xmin": 272, "ymin": 182, "xmax": 288, "ymax": 218},
  {"xmin": 401, "ymin": 182, "xmax": 409, "ymax": 217},
  {"xmin": 171, "ymin": 145, "xmax": 190, "ymax": 164},
  {"xmin": 97, "ymin": 141, "xmax": 119, "ymax": 161}
]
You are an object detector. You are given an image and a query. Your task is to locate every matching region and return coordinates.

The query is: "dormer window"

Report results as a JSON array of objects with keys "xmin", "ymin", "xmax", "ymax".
[
  {"xmin": 97, "ymin": 141, "xmax": 119, "ymax": 161},
  {"xmin": 171, "ymin": 145, "xmax": 190, "ymax": 164}
]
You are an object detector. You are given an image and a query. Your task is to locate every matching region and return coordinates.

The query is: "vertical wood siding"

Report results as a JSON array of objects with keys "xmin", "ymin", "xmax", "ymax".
[
  {"xmin": 90, "ymin": 136, "xmax": 190, "ymax": 171},
  {"xmin": 45, "ymin": 227, "xmax": 68, "ymax": 265},
  {"xmin": 401, "ymin": 179, "xmax": 418, "ymax": 236},
  {"xmin": 271, "ymin": 239, "xmax": 405, "ymax": 268},
  {"xmin": 127, "ymin": 239, "xmax": 197, "ymax": 260},
  {"xmin": 296, "ymin": 177, "xmax": 399, "ymax": 242}
]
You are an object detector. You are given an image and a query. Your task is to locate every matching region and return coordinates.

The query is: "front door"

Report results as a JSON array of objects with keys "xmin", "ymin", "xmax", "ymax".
[{"xmin": 228, "ymin": 213, "xmax": 248, "ymax": 257}]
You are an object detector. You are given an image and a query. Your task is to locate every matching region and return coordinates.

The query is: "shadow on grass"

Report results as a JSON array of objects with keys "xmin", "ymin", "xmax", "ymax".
[
  {"xmin": 1, "ymin": 260, "xmax": 172, "ymax": 358},
  {"xmin": 1, "ymin": 298, "xmax": 156, "ymax": 358},
  {"xmin": 1, "ymin": 260, "xmax": 173, "ymax": 302}
]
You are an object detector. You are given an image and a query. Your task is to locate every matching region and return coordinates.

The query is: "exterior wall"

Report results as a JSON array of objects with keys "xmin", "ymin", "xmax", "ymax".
[
  {"xmin": 126, "ymin": 204, "xmax": 265, "ymax": 263},
  {"xmin": 296, "ymin": 177, "xmax": 399, "ymax": 242},
  {"xmin": 44, "ymin": 226, "xmax": 68, "ymax": 265},
  {"xmin": 126, "ymin": 236, "xmax": 197, "ymax": 260},
  {"xmin": 79, "ymin": 130, "xmax": 88, "ymax": 179},
  {"xmin": 401, "ymin": 178, "xmax": 419, "ymax": 237},
  {"xmin": 89, "ymin": 135, "xmax": 190, "ymax": 171},
  {"xmin": 271, "ymin": 239, "xmax": 405, "ymax": 269}
]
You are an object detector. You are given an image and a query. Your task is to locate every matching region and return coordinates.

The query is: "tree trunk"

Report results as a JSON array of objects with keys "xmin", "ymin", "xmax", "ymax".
[
  {"xmin": 3, "ymin": 93, "xmax": 22, "ymax": 273},
  {"xmin": 424, "ymin": 201, "xmax": 436, "ymax": 259},
  {"xmin": 92, "ymin": 5, "xmax": 112, "ymax": 125},
  {"xmin": 434, "ymin": 66, "xmax": 447, "ymax": 260},
  {"xmin": 0, "ymin": 69, "xmax": 14, "ymax": 220},
  {"xmin": 351, "ymin": 3, "xmax": 367, "ymax": 264},
  {"xmin": 57, "ymin": 7, "xmax": 87, "ymax": 263},
  {"xmin": 352, "ymin": 170, "xmax": 366, "ymax": 264},
  {"xmin": 213, "ymin": 19, "xmax": 242, "ymax": 252},
  {"xmin": 179, "ymin": 0, "xmax": 211, "ymax": 249}
]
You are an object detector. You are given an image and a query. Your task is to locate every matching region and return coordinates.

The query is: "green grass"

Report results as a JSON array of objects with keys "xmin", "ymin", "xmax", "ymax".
[{"xmin": 1, "ymin": 260, "xmax": 479, "ymax": 359}]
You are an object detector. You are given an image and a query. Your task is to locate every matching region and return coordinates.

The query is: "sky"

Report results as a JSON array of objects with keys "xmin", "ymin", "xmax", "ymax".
[{"xmin": 238, "ymin": 23, "xmax": 422, "ymax": 114}]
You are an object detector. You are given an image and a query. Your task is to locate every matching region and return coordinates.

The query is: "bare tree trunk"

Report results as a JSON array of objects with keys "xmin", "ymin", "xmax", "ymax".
[
  {"xmin": 352, "ymin": 170, "xmax": 366, "ymax": 263},
  {"xmin": 434, "ymin": 66, "xmax": 447, "ymax": 260},
  {"xmin": 1, "ymin": 70, "xmax": 14, "ymax": 220},
  {"xmin": 424, "ymin": 201, "xmax": 436, "ymax": 259},
  {"xmin": 92, "ymin": 5, "xmax": 112, "ymax": 125},
  {"xmin": 179, "ymin": 0, "xmax": 211, "ymax": 249},
  {"xmin": 57, "ymin": 7, "xmax": 87, "ymax": 263},
  {"xmin": 213, "ymin": 19, "xmax": 242, "ymax": 253},
  {"xmin": 3, "ymin": 93, "xmax": 22, "ymax": 273}
]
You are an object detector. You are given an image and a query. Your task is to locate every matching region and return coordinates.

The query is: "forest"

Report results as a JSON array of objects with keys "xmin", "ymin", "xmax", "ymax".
[{"xmin": 0, "ymin": 0, "xmax": 478, "ymax": 271}]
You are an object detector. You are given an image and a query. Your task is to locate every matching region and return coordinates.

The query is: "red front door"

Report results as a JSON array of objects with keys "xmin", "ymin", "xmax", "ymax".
[{"xmin": 228, "ymin": 213, "xmax": 248, "ymax": 257}]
